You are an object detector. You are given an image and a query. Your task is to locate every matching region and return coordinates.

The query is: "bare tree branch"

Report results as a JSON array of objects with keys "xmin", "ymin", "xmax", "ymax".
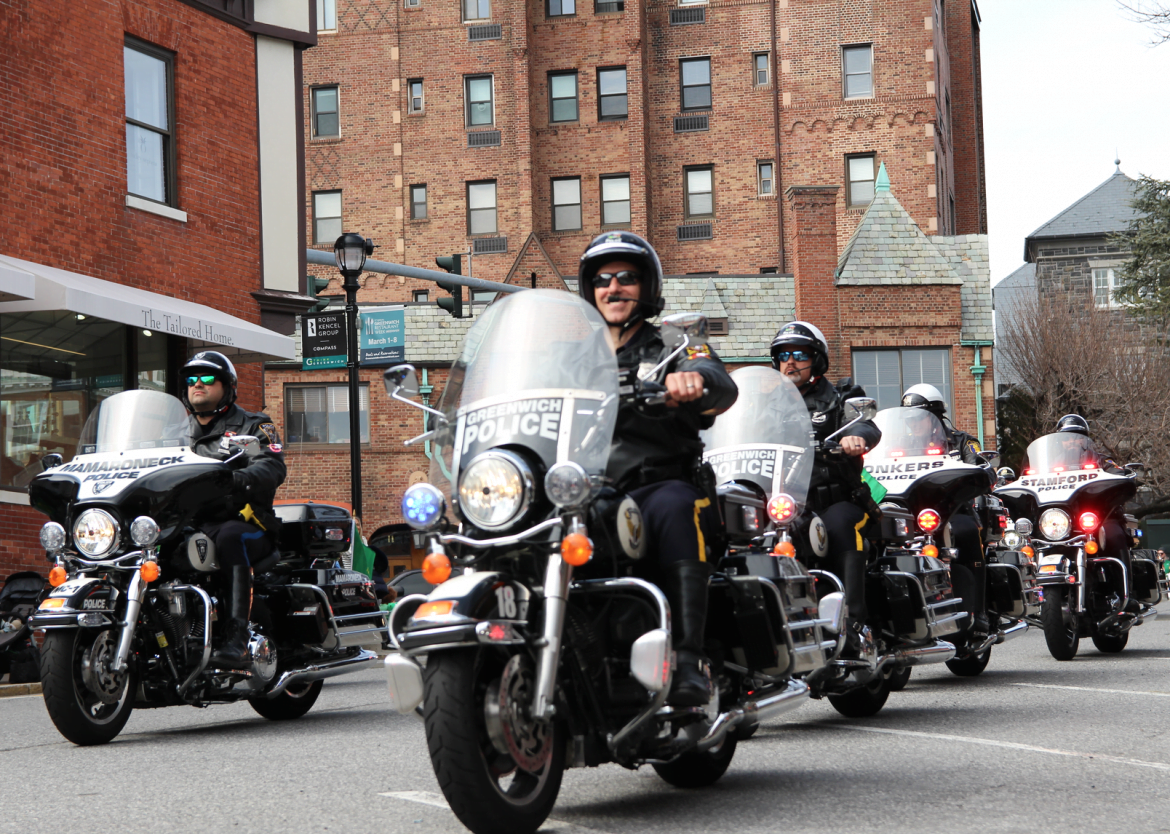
[{"xmin": 1118, "ymin": 0, "xmax": 1170, "ymax": 45}]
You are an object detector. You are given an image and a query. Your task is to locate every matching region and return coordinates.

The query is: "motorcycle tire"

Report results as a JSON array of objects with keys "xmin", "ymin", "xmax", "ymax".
[
  {"xmin": 249, "ymin": 679, "xmax": 324, "ymax": 720},
  {"xmin": 39, "ymin": 629, "xmax": 135, "ymax": 746},
  {"xmin": 946, "ymin": 647, "xmax": 992, "ymax": 677},
  {"xmin": 887, "ymin": 667, "xmax": 912, "ymax": 691},
  {"xmin": 422, "ymin": 649, "xmax": 565, "ymax": 834},
  {"xmin": 828, "ymin": 673, "xmax": 891, "ymax": 718},
  {"xmin": 653, "ymin": 732, "xmax": 738, "ymax": 788},
  {"xmin": 1040, "ymin": 587, "xmax": 1080, "ymax": 661},
  {"xmin": 1091, "ymin": 630, "xmax": 1129, "ymax": 653}
]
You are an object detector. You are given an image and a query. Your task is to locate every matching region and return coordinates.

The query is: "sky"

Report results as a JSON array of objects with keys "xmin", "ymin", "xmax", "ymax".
[{"xmin": 977, "ymin": 0, "xmax": 1170, "ymax": 284}]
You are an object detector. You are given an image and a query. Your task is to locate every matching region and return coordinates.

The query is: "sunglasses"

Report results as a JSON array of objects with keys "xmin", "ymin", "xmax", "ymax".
[
  {"xmin": 774, "ymin": 350, "xmax": 812, "ymax": 363},
  {"xmin": 187, "ymin": 375, "xmax": 219, "ymax": 387},
  {"xmin": 590, "ymin": 270, "xmax": 641, "ymax": 288}
]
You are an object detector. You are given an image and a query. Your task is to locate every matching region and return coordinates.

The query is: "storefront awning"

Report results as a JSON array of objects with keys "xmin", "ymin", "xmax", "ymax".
[
  {"xmin": 0, "ymin": 259, "xmax": 37, "ymax": 303},
  {"xmin": 0, "ymin": 254, "xmax": 295, "ymax": 362}
]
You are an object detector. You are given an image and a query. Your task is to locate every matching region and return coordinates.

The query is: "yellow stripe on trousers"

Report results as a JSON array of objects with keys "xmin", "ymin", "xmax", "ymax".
[
  {"xmin": 854, "ymin": 513, "xmax": 870, "ymax": 551},
  {"xmin": 693, "ymin": 497, "xmax": 712, "ymax": 562}
]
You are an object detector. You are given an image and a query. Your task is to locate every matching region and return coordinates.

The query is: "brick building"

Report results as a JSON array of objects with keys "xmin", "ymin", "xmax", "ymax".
[
  {"xmin": 273, "ymin": 0, "xmax": 992, "ymax": 542},
  {"xmin": 0, "ymin": 0, "xmax": 317, "ymax": 576}
]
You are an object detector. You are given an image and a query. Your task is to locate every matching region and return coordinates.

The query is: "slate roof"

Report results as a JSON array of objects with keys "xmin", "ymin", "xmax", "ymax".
[
  {"xmin": 1024, "ymin": 169, "xmax": 1140, "ymax": 259},
  {"xmin": 835, "ymin": 165, "xmax": 993, "ymax": 342}
]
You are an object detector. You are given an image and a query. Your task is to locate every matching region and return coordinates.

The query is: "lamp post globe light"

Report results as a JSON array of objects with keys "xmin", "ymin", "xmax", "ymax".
[{"xmin": 333, "ymin": 233, "xmax": 375, "ymax": 519}]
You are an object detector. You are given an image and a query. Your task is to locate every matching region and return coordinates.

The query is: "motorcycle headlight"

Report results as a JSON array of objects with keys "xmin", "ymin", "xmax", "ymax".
[
  {"xmin": 458, "ymin": 450, "xmax": 534, "ymax": 530},
  {"xmin": 544, "ymin": 461, "xmax": 590, "ymax": 508},
  {"xmin": 1002, "ymin": 531, "xmax": 1020, "ymax": 549},
  {"xmin": 130, "ymin": 516, "xmax": 161, "ymax": 547},
  {"xmin": 1038, "ymin": 508, "xmax": 1071, "ymax": 541},
  {"xmin": 40, "ymin": 522, "xmax": 67, "ymax": 552},
  {"xmin": 73, "ymin": 509, "xmax": 120, "ymax": 557}
]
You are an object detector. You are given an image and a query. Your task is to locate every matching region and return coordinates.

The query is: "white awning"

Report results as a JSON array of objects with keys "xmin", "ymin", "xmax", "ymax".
[{"xmin": 0, "ymin": 254, "xmax": 294, "ymax": 362}]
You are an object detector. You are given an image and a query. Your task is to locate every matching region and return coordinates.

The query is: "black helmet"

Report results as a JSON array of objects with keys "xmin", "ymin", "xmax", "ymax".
[
  {"xmin": 1055, "ymin": 414, "xmax": 1089, "ymax": 435},
  {"xmin": 901, "ymin": 383, "xmax": 947, "ymax": 418},
  {"xmin": 769, "ymin": 321, "xmax": 829, "ymax": 378},
  {"xmin": 578, "ymin": 231, "xmax": 665, "ymax": 324},
  {"xmin": 182, "ymin": 350, "xmax": 238, "ymax": 417}
]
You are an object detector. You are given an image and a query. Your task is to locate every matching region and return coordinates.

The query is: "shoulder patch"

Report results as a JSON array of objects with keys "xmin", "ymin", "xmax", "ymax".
[
  {"xmin": 258, "ymin": 422, "xmax": 281, "ymax": 445},
  {"xmin": 685, "ymin": 344, "xmax": 712, "ymax": 360}
]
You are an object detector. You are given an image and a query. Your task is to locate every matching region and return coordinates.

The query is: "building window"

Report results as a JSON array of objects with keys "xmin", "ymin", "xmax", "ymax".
[
  {"xmin": 311, "ymin": 86, "xmax": 339, "ymax": 138},
  {"xmin": 601, "ymin": 175, "xmax": 631, "ymax": 226},
  {"xmin": 463, "ymin": 0, "xmax": 490, "ymax": 20},
  {"xmin": 413, "ymin": 289, "xmax": 429, "ymax": 302},
  {"xmin": 680, "ymin": 58, "xmax": 712, "ymax": 111},
  {"xmin": 465, "ymin": 75, "xmax": 493, "ymax": 127},
  {"xmin": 1094, "ymin": 268, "xmax": 1122, "ymax": 309},
  {"xmin": 405, "ymin": 0, "xmax": 421, "ymax": 7},
  {"xmin": 842, "ymin": 44, "xmax": 873, "ymax": 99},
  {"xmin": 549, "ymin": 72, "xmax": 578, "ymax": 123},
  {"xmin": 685, "ymin": 166, "xmax": 714, "ymax": 217},
  {"xmin": 313, "ymin": 191, "xmax": 342, "ymax": 244},
  {"xmin": 124, "ymin": 38, "xmax": 177, "ymax": 206},
  {"xmin": 317, "ymin": 0, "xmax": 337, "ymax": 30},
  {"xmin": 285, "ymin": 384, "xmax": 370, "ymax": 445},
  {"xmin": 852, "ymin": 348, "xmax": 952, "ymax": 413},
  {"xmin": 410, "ymin": 184, "xmax": 427, "ymax": 219},
  {"xmin": 846, "ymin": 154, "xmax": 876, "ymax": 208},
  {"xmin": 552, "ymin": 177, "xmax": 582, "ymax": 231},
  {"xmin": 472, "ymin": 290, "xmax": 496, "ymax": 302},
  {"xmin": 753, "ymin": 52, "xmax": 769, "ymax": 86},
  {"xmin": 468, "ymin": 180, "xmax": 497, "ymax": 235},
  {"xmin": 598, "ymin": 67, "xmax": 628, "ymax": 120},
  {"xmin": 548, "ymin": 0, "xmax": 575, "ymax": 15},
  {"xmin": 408, "ymin": 79, "xmax": 424, "ymax": 113},
  {"xmin": 757, "ymin": 161, "xmax": 774, "ymax": 196}
]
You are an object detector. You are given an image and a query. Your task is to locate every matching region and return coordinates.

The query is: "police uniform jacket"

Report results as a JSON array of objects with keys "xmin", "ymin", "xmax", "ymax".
[
  {"xmin": 607, "ymin": 323, "xmax": 738, "ymax": 489},
  {"xmin": 802, "ymin": 376, "xmax": 881, "ymax": 508},
  {"xmin": 943, "ymin": 425, "xmax": 984, "ymax": 465},
  {"xmin": 188, "ymin": 404, "xmax": 286, "ymax": 514}
]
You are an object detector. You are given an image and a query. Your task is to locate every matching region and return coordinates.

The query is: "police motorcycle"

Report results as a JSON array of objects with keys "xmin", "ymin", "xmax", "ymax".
[
  {"xmin": 995, "ymin": 433, "xmax": 1160, "ymax": 660},
  {"xmin": 27, "ymin": 389, "xmax": 386, "ymax": 746},
  {"xmin": 382, "ymin": 290, "xmax": 818, "ymax": 834},
  {"xmin": 702, "ymin": 368, "xmax": 963, "ymax": 717},
  {"xmin": 863, "ymin": 408, "xmax": 1035, "ymax": 680}
]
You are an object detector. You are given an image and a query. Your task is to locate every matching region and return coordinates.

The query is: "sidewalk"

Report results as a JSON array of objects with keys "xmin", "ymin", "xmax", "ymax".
[{"xmin": 0, "ymin": 682, "xmax": 42, "ymax": 698}]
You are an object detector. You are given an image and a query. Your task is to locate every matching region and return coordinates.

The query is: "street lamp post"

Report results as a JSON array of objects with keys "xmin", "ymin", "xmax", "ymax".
[{"xmin": 333, "ymin": 233, "xmax": 375, "ymax": 520}]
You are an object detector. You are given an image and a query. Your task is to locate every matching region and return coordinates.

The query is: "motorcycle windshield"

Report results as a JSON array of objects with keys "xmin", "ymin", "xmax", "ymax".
[
  {"xmin": 700, "ymin": 366, "xmax": 813, "ymax": 506},
  {"xmin": 1022, "ymin": 433, "xmax": 1101, "ymax": 476},
  {"xmin": 429, "ymin": 289, "xmax": 619, "ymax": 489},
  {"xmin": 868, "ymin": 408, "xmax": 949, "ymax": 460},
  {"xmin": 76, "ymin": 390, "xmax": 194, "ymax": 454}
]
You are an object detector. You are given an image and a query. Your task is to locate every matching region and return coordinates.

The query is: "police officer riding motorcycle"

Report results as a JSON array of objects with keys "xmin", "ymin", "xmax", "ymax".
[
  {"xmin": 770, "ymin": 322, "xmax": 880, "ymax": 656},
  {"xmin": 579, "ymin": 231, "xmax": 739, "ymax": 705}
]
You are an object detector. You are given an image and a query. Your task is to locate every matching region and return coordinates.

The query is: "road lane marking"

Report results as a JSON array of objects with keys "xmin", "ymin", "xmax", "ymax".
[
  {"xmin": 825, "ymin": 724, "xmax": 1170, "ymax": 772},
  {"xmin": 379, "ymin": 790, "xmax": 616, "ymax": 833},
  {"xmin": 1012, "ymin": 682, "xmax": 1170, "ymax": 698}
]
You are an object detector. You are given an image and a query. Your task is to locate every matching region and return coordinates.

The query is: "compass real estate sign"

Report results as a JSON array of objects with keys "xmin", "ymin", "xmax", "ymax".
[{"xmin": 301, "ymin": 308, "xmax": 405, "ymax": 370}]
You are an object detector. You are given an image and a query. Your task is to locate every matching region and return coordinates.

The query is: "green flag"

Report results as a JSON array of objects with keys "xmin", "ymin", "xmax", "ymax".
[{"xmin": 862, "ymin": 468, "xmax": 887, "ymax": 504}]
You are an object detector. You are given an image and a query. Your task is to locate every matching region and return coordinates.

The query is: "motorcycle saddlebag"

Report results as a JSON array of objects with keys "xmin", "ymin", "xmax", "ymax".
[
  {"xmin": 707, "ymin": 575, "xmax": 789, "ymax": 676},
  {"xmin": 986, "ymin": 563, "xmax": 1026, "ymax": 618},
  {"xmin": 1132, "ymin": 558, "xmax": 1161, "ymax": 606},
  {"xmin": 273, "ymin": 503, "xmax": 352, "ymax": 556},
  {"xmin": 870, "ymin": 553, "xmax": 965, "ymax": 640}
]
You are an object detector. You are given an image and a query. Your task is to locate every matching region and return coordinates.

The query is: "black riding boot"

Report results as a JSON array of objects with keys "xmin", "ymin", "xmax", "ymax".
[
  {"xmin": 840, "ymin": 551, "xmax": 870, "ymax": 657},
  {"xmin": 211, "ymin": 565, "xmax": 252, "ymax": 668},
  {"xmin": 661, "ymin": 560, "xmax": 711, "ymax": 707}
]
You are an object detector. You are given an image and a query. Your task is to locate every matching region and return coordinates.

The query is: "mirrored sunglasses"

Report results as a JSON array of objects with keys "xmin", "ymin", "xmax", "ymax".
[
  {"xmin": 186, "ymin": 375, "xmax": 218, "ymax": 387},
  {"xmin": 590, "ymin": 270, "xmax": 641, "ymax": 288},
  {"xmin": 773, "ymin": 350, "xmax": 812, "ymax": 363}
]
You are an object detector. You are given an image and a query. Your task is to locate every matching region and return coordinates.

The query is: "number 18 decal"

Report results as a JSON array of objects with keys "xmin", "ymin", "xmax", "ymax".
[{"xmin": 494, "ymin": 584, "xmax": 526, "ymax": 619}]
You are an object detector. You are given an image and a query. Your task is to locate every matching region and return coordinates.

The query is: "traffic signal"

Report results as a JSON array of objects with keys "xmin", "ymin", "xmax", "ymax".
[
  {"xmin": 307, "ymin": 275, "xmax": 331, "ymax": 312},
  {"xmin": 435, "ymin": 254, "xmax": 466, "ymax": 319}
]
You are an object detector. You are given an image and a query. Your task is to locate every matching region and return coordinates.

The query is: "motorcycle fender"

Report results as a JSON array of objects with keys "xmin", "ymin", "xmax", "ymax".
[
  {"xmin": 31, "ymin": 577, "xmax": 121, "ymax": 629},
  {"xmin": 398, "ymin": 572, "xmax": 531, "ymax": 653}
]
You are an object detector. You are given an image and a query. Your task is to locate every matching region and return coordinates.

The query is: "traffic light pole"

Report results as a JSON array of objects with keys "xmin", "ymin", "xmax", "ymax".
[{"xmin": 305, "ymin": 249, "xmax": 523, "ymax": 295}]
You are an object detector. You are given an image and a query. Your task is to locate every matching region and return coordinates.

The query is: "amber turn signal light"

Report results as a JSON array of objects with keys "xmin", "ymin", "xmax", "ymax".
[
  {"xmin": 422, "ymin": 551, "xmax": 452, "ymax": 585},
  {"xmin": 140, "ymin": 561, "xmax": 160, "ymax": 583},
  {"xmin": 773, "ymin": 540, "xmax": 796, "ymax": 558},
  {"xmin": 1021, "ymin": 545, "xmax": 1035, "ymax": 558},
  {"xmin": 49, "ymin": 566, "xmax": 67, "ymax": 587},
  {"xmin": 922, "ymin": 544, "xmax": 939, "ymax": 558},
  {"xmin": 561, "ymin": 532, "xmax": 593, "ymax": 566},
  {"xmin": 1085, "ymin": 540, "xmax": 1099, "ymax": 555},
  {"xmin": 412, "ymin": 600, "xmax": 455, "ymax": 620}
]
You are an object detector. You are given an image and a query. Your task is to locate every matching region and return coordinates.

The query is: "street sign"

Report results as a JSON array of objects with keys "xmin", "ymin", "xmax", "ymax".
[
  {"xmin": 359, "ymin": 307, "xmax": 405, "ymax": 365},
  {"xmin": 302, "ymin": 312, "xmax": 347, "ymax": 370}
]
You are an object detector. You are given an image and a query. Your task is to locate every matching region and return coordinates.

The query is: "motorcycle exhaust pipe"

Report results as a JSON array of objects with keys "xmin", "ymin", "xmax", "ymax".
[
  {"xmin": 265, "ymin": 648, "xmax": 380, "ymax": 699},
  {"xmin": 995, "ymin": 620, "xmax": 1029, "ymax": 644},
  {"xmin": 888, "ymin": 640, "xmax": 955, "ymax": 668},
  {"xmin": 695, "ymin": 678, "xmax": 809, "ymax": 752}
]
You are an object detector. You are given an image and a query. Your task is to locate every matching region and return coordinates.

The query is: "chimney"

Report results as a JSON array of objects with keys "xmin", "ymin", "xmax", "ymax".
[{"xmin": 785, "ymin": 185, "xmax": 842, "ymax": 371}]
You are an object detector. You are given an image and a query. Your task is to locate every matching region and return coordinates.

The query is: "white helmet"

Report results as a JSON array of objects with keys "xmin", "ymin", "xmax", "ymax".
[{"xmin": 901, "ymin": 383, "xmax": 946, "ymax": 417}]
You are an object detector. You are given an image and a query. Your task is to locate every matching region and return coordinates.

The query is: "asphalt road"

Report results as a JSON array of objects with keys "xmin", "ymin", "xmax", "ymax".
[{"xmin": 5, "ymin": 621, "xmax": 1170, "ymax": 834}]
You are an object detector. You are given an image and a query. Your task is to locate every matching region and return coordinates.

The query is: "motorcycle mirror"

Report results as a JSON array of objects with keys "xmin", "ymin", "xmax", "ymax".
[
  {"xmin": 1125, "ymin": 462, "xmax": 1148, "ymax": 475},
  {"xmin": 40, "ymin": 453, "xmax": 64, "ymax": 470},
  {"xmin": 980, "ymin": 449, "xmax": 1001, "ymax": 468},
  {"xmin": 660, "ymin": 313, "xmax": 708, "ymax": 351},
  {"xmin": 226, "ymin": 435, "xmax": 263, "ymax": 458},
  {"xmin": 997, "ymin": 466, "xmax": 1016, "ymax": 483},
  {"xmin": 384, "ymin": 364, "xmax": 420, "ymax": 398},
  {"xmin": 843, "ymin": 397, "xmax": 877, "ymax": 422}
]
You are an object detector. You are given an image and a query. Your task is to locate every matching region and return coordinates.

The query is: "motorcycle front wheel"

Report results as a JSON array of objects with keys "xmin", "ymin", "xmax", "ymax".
[
  {"xmin": 946, "ymin": 647, "xmax": 992, "ymax": 677},
  {"xmin": 422, "ymin": 649, "xmax": 565, "ymax": 834},
  {"xmin": 1041, "ymin": 587, "xmax": 1080, "ymax": 660},
  {"xmin": 1090, "ymin": 629, "xmax": 1129, "ymax": 653},
  {"xmin": 40, "ymin": 629, "xmax": 135, "ymax": 746},
  {"xmin": 249, "ymin": 679, "xmax": 324, "ymax": 720}
]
